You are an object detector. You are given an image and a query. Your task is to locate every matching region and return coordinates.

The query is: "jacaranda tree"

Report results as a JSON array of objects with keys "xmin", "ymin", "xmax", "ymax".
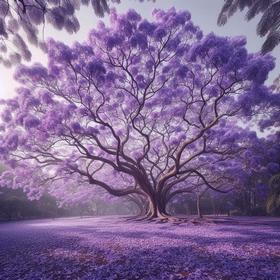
[{"xmin": 0, "ymin": 8, "xmax": 277, "ymax": 219}]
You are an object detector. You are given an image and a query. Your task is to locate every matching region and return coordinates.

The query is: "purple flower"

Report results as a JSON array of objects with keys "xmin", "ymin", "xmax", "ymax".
[{"xmin": 24, "ymin": 115, "xmax": 40, "ymax": 129}]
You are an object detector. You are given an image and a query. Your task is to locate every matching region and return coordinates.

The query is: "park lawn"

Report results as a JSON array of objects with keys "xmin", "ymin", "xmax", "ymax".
[{"xmin": 0, "ymin": 216, "xmax": 279, "ymax": 280}]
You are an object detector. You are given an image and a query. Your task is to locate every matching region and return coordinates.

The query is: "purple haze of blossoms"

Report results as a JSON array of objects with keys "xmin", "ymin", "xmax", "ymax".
[{"xmin": 0, "ymin": 8, "xmax": 279, "ymax": 218}]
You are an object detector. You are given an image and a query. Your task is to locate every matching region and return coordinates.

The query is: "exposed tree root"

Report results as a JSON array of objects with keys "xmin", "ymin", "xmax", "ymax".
[{"xmin": 124, "ymin": 214, "xmax": 216, "ymax": 225}]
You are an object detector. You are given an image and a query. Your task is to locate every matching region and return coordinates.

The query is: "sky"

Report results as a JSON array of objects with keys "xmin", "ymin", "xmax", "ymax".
[{"xmin": 0, "ymin": 0, "xmax": 279, "ymax": 99}]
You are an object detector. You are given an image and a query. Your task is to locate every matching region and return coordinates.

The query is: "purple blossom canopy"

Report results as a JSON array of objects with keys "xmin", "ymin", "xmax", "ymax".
[{"xmin": 0, "ymin": 8, "xmax": 278, "ymax": 218}]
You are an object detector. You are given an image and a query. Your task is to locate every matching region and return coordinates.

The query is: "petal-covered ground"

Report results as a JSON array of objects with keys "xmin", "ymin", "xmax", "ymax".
[{"xmin": 0, "ymin": 216, "xmax": 279, "ymax": 280}]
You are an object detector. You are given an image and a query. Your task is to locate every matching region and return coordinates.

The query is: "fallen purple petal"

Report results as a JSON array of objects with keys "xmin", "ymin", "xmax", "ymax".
[{"xmin": 0, "ymin": 216, "xmax": 279, "ymax": 280}]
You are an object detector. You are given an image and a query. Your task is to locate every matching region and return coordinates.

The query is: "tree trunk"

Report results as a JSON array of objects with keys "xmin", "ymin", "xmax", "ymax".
[
  {"xmin": 197, "ymin": 194, "xmax": 202, "ymax": 218},
  {"xmin": 138, "ymin": 202, "xmax": 147, "ymax": 216},
  {"xmin": 144, "ymin": 193, "xmax": 169, "ymax": 219}
]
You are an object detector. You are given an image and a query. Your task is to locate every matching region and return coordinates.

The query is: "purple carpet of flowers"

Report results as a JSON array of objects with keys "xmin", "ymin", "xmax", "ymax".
[{"xmin": 0, "ymin": 216, "xmax": 279, "ymax": 280}]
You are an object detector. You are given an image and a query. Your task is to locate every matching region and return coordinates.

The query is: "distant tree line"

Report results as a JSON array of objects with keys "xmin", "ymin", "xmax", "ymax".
[{"xmin": 0, "ymin": 187, "xmax": 139, "ymax": 221}]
